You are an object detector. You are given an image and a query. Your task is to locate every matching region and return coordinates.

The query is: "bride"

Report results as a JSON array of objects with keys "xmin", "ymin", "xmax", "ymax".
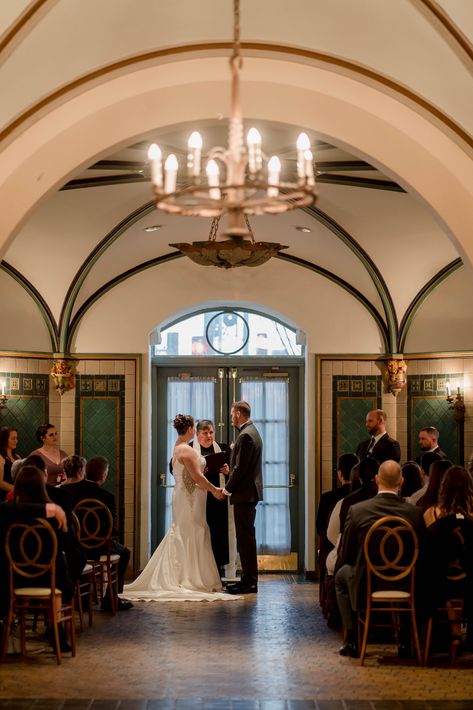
[{"xmin": 121, "ymin": 414, "xmax": 240, "ymax": 601}]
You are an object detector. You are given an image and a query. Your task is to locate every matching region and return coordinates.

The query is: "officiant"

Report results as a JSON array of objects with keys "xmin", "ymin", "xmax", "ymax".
[{"xmin": 192, "ymin": 419, "xmax": 230, "ymax": 574}]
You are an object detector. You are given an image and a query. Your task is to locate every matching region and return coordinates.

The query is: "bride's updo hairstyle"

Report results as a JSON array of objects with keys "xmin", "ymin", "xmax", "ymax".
[{"xmin": 173, "ymin": 414, "xmax": 194, "ymax": 435}]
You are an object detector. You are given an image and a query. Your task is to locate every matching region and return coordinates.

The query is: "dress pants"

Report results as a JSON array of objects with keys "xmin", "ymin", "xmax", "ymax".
[
  {"xmin": 335, "ymin": 563, "xmax": 356, "ymax": 632},
  {"xmin": 233, "ymin": 502, "xmax": 258, "ymax": 586}
]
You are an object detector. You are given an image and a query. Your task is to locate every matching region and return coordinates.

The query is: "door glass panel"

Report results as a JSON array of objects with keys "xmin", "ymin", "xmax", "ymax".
[
  {"xmin": 164, "ymin": 377, "xmax": 215, "ymax": 528},
  {"xmin": 241, "ymin": 378, "xmax": 291, "ymax": 554}
]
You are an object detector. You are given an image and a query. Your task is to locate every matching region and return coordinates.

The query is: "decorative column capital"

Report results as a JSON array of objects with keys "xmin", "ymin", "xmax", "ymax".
[
  {"xmin": 50, "ymin": 357, "xmax": 75, "ymax": 395},
  {"xmin": 384, "ymin": 358, "xmax": 407, "ymax": 397}
]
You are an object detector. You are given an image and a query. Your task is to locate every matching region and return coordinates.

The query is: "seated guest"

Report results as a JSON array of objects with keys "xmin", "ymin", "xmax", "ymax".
[
  {"xmin": 425, "ymin": 466, "xmax": 473, "ymax": 650},
  {"xmin": 2, "ymin": 465, "xmax": 85, "ymax": 651},
  {"xmin": 66, "ymin": 456, "xmax": 132, "ymax": 611},
  {"xmin": 23, "ymin": 454, "xmax": 72, "ymax": 514},
  {"xmin": 400, "ymin": 461, "xmax": 423, "ymax": 500},
  {"xmin": 335, "ymin": 460, "xmax": 425, "ymax": 657},
  {"xmin": 316, "ymin": 453, "xmax": 359, "ymax": 610},
  {"xmin": 0, "ymin": 427, "xmax": 21, "ymax": 501},
  {"xmin": 5, "ymin": 458, "xmax": 25, "ymax": 501},
  {"xmin": 407, "ymin": 451, "xmax": 442, "ymax": 505},
  {"xmin": 419, "ymin": 458, "xmax": 452, "ymax": 526},
  {"xmin": 61, "ymin": 455, "xmax": 86, "ymax": 485}
]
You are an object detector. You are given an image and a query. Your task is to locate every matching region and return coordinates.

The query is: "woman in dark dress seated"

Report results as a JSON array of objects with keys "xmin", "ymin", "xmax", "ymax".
[{"xmin": 425, "ymin": 465, "xmax": 473, "ymax": 652}]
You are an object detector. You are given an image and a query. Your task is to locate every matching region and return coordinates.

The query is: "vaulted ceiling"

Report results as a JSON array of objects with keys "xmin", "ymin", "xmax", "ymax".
[{"xmin": 1, "ymin": 0, "xmax": 472, "ymax": 355}]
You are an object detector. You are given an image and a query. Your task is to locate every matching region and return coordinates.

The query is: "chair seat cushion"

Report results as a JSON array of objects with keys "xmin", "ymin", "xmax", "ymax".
[
  {"xmin": 99, "ymin": 554, "xmax": 120, "ymax": 562},
  {"xmin": 81, "ymin": 563, "xmax": 94, "ymax": 574},
  {"xmin": 15, "ymin": 587, "xmax": 62, "ymax": 597},
  {"xmin": 372, "ymin": 590, "xmax": 411, "ymax": 600}
]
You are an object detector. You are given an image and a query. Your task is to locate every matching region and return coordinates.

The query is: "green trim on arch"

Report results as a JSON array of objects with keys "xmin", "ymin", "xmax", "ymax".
[
  {"xmin": 0, "ymin": 260, "xmax": 58, "ymax": 351},
  {"xmin": 398, "ymin": 258, "xmax": 463, "ymax": 352},
  {"xmin": 58, "ymin": 201, "xmax": 156, "ymax": 352},
  {"xmin": 304, "ymin": 206, "xmax": 398, "ymax": 352}
]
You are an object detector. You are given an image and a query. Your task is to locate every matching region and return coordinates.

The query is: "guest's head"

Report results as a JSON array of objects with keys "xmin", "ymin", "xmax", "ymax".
[
  {"xmin": 24, "ymin": 454, "xmax": 47, "ymax": 478},
  {"xmin": 10, "ymin": 458, "xmax": 25, "ymax": 482},
  {"xmin": 418, "ymin": 458, "xmax": 452, "ymax": 512},
  {"xmin": 400, "ymin": 461, "xmax": 423, "ymax": 498},
  {"xmin": 419, "ymin": 451, "xmax": 442, "ymax": 480},
  {"xmin": 196, "ymin": 419, "xmax": 216, "ymax": 448},
  {"xmin": 358, "ymin": 457, "xmax": 379, "ymax": 490},
  {"xmin": 349, "ymin": 463, "xmax": 361, "ymax": 492},
  {"xmin": 376, "ymin": 460, "xmax": 402, "ymax": 492},
  {"xmin": 63, "ymin": 455, "xmax": 86, "ymax": 481},
  {"xmin": 35, "ymin": 423, "xmax": 58, "ymax": 446},
  {"xmin": 0, "ymin": 427, "xmax": 18, "ymax": 458},
  {"xmin": 337, "ymin": 453, "xmax": 359, "ymax": 485},
  {"xmin": 14, "ymin": 465, "xmax": 51, "ymax": 503},
  {"xmin": 85, "ymin": 456, "xmax": 109, "ymax": 485},
  {"xmin": 438, "ymin": 465, "xmax": 473, "ymax": 518},
  {"xmin": 418, "ymin": 426, "xmax": 440, "ymax": 452},
  {"xmin": 365, "ymin": 409, "xmax": 387, "ymax": 436},
  {"xmin": 231, "ymin": 401, "xmax": 251, "ymax": 428}
]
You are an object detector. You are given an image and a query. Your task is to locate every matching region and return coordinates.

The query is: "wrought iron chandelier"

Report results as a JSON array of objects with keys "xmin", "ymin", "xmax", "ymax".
[{"xmin": 147, "ymin": 0, "xmax": 317, "ymax": 267}]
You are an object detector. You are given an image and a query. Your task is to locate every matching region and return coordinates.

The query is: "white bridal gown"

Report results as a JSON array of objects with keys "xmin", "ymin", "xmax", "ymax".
[{"xmin": 121, "ymin": 450, "xmax": 239, "ymax": 601}]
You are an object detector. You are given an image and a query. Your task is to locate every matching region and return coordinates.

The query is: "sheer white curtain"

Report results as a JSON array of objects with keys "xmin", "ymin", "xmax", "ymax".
[
  {"xmin": 241, "ymin": 379, "xmax": 291, "ymax": 555},
  {"xmin": 164, "ymin": 378, "xmax": 215, "ymax": 529}
]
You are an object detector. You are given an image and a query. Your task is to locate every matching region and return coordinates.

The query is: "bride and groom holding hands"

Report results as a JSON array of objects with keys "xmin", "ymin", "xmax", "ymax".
[{"xmin": 122, "ymin": 401, "xmax": 263, "ymax": 602}]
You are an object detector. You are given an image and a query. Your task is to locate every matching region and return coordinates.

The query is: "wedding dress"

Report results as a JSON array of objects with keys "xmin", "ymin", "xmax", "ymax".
[{"xmin": 121, "ymin": 449, "xmax": 238, "ymax": 601}]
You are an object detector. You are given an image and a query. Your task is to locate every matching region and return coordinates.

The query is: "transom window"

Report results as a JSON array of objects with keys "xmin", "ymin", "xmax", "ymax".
[{"xmin": 154, "ymin": 310, "xmax": 303, "ymax": 357}]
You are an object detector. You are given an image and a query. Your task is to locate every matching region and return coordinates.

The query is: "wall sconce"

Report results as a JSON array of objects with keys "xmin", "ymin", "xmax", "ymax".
[
  {"xmin": 446, "ymin": 381, "xmax": 466, "ymax": 423},
  {"xmin": 385, "ymin": 358, "xmax": 407, "ymax": 397},
  {"xmin": 50, "ymin": 359, "xmax": 75, "ymax": 395},
  {"xmin": 0, "ymin": 379, "xmax": 7, "ymax": 409}
]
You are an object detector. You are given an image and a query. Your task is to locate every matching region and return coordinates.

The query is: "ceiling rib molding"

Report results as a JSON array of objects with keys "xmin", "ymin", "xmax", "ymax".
[
  {"xmin": 1, "ymin": 42, "xmax": 471, "ymax": 149},
  {"xmin": 304, "ymin": 205, "xmax": 399, "ymax": 353},
  {"xmin": 65, "ymin": 252, "xmax": 389, "ymax": 353},
  {"xmin": 0, "ymin": 0, "xmax": 57, "ymax": 65},
  {"xmin": 0, "ymin": 260, "xmax": 58, "ymax": 351},
  {"xmin": 398, "ymin": 258, "xmax": 463, "ymax": 352},
  {"xmin": 416, "ymin": 0, "xmax": 473, "ymax": 67},
  {"xmin": 66, "ymin": 253, "xmax": 182, "ymax": 351},
  {"xmin": 57, "ymin": 201, "xmax": 155, "ymax": 352}
]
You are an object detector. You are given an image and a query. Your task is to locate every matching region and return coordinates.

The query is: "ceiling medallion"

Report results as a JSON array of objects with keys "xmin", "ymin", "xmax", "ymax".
[{"xmin": 147, "ymin": 0, "xmax": 317, "ymax": 267}]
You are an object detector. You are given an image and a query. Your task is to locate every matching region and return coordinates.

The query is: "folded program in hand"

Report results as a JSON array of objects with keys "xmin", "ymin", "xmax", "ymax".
[{"xmin": 204, "ymin": 451, "xmax": 228, "ymax": 474}]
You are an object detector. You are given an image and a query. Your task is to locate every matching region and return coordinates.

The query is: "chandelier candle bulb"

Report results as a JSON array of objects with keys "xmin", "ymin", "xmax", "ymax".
[
  {"xmin": 148, "ymin": 144, "xmax": 163, "ymax": 188},
  {"xmin": 446, "ymin": 381, "xmax": 451, "ymax": 396},
  {"xmin": 296, "ymin": 133, "xmax": 311, "ymax": 180},
  {"xmin": 304, "ymin": 149, "xmax": 315, "ymax": 186},
  {"xmin": 267, "ymin": 156, "xmax": 281, "ymax": 197},
  {"xmin": 164, "ymin": 154, "xmax": 179, "ymax": 194},
  {"xmin": 247, "ymin": 128, "xmax": 262, "ymax": 174},
  {"xmin": 0, "ymin": 381, "xmax": 4, "ymax": 396},
  {"xmin": 187, "ymin": 131, "xmax": 203, "ymax": 179},
  {"xmin": 206, "ymin": 159, "xmax": 221, "ymax": 200}
]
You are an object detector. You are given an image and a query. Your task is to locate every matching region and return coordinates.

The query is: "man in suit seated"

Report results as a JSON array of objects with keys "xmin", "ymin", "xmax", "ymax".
[
  {"xmin": 356, "ymin": 409, "xmax": 401, "ymax": 464},
  {"xmin": 335, "ymin": 460, "xmax": 425, "ymax": 657},
  {"xmin": 66, "ymin": 456, "xmax": 132, "ymax": 611}
]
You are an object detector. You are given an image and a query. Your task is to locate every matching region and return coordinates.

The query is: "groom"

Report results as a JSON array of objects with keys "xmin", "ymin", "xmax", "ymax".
[{"xmin": 223, "ymin": 401, "xmax": 263, "ymax": 595}]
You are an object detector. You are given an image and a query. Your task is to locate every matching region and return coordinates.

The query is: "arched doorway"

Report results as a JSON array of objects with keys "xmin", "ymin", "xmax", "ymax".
[{"xmin": 151, "ymin": 306, "xmax": 306, "ymax": 572}]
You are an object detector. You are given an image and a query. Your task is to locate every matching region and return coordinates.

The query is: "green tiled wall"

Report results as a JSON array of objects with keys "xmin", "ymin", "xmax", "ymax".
[
  {"xmin": 0, "ymin": 372, "xmax": 49, "ymax": 456},
  {"xmin": 75, "ymin": 375, "xmax": 125, "ymax": 537},
  {"xmin": 332, "ymin": 375, "xmax": 382, "ymax": 484},
  {"xmin": 408, "ymin": 374, "xmax": 461, "ymax": 464}
]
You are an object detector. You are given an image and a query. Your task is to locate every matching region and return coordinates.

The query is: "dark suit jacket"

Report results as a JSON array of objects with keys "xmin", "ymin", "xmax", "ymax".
[
  {"xmin": 338, "ymin": 492, "xmax": 425, "ymax": 609},
  {"xmin": 356, "ymin": 433, "xmax": 401, "ymax": 463},
  {"xmin": 415, "ymin": 447, "xmax": 447, "ymax": 465},
  {"xmin": 226, "ymin": 421, "xmax": 263, "ymax": 504},
  {"xmin": 316, "ymin": 483, "xmax": 351, "ymax": 536},
  {"xmin": 64, "ymin": 479, "xmax": 117, "ymax": 528}
]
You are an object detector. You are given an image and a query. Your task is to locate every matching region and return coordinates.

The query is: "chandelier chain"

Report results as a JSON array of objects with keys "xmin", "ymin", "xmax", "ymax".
[
  {"xmin": 232, "ymin": 0, "xmax": 242, "ymax": 67},
  {"xmin": 244, "ymin": 214, "xmax": 256, "ymax": 243}
]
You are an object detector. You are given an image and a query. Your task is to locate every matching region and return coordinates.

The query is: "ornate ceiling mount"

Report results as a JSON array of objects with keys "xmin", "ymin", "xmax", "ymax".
[{"xmin": 170, "ymin": 214, "xmax": 288, "ymax": 269}]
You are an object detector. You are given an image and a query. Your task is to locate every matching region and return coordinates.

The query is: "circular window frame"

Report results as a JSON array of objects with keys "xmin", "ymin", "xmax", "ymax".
[{"xmin": 205, "ymin": 311, "xmax": 250, "ymax": 355}]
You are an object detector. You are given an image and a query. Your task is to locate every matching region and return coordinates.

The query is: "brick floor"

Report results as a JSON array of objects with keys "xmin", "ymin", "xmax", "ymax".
[{"xmin": 0, "ymin": 576, "xmax": 472, "ymax": 704}]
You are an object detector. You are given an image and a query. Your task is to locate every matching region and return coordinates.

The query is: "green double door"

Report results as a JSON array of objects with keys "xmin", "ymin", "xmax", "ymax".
[{"xmin": 152, "ymin": 362, "xmax": 304, "ymax": 571}]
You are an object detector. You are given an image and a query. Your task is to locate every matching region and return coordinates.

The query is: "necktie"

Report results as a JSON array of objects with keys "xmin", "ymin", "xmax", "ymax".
[{"xmin": 368, "ymin": 436, "xmax": 376, "ymax": 454}]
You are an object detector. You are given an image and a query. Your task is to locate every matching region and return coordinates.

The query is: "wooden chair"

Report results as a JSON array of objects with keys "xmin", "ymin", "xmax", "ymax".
[
  {"xmin": 1, "ymin": 518, "xmax": 76, "ymax": 665},
  {"xmin": 357, "ymin": 515, "xmax": 422, "ymax": 665},
  {"xmin": 72, "ymin": 499, "xmax": 120, "ymax": 615},
  {"xmin": 71, "ymin": 512, "xmax": 96, "ymax": 630}
]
